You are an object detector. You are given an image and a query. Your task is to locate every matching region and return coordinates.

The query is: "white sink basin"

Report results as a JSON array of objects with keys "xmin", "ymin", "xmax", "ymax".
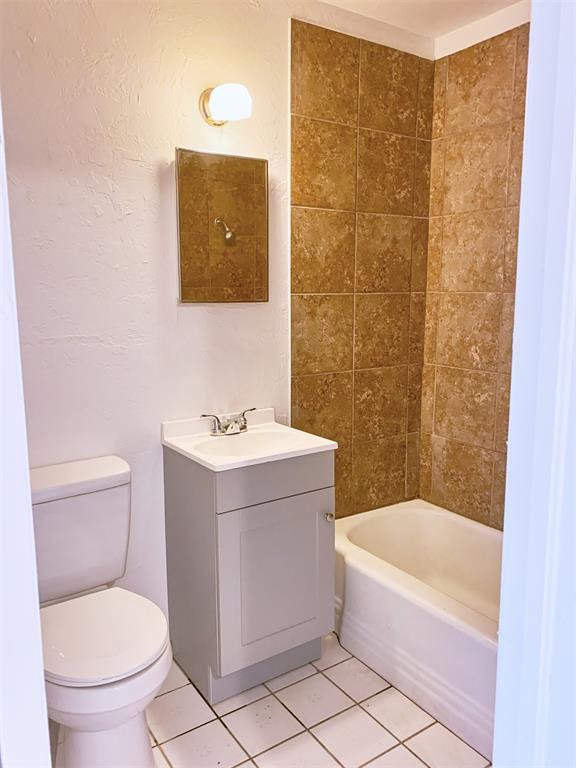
[
  {"xmin": 161, "ymin": 410, "xmax": 337, "ymax": 471},
  {"xmin": 194, "ymin": 430, "xmax": 308, "ymax": 458}
]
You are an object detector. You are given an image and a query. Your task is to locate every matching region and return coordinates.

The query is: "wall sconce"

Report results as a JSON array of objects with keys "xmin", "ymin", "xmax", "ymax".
[{"xmin": 199, "ymin": 83, "xmax": 252, "ymax": 127}]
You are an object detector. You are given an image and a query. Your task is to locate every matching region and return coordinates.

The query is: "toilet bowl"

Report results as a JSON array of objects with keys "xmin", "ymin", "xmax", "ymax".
[
  {"xmin": 42, "ymin": 588, "xmax": 171, "ymax": 768},
  {"xmin": 31, "ymin": 456, "xmax": 171, "ymax": 768}
]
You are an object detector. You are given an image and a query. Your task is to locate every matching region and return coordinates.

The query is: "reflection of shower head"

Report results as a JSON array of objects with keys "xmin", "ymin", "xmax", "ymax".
[{"xmin": 214, "ymin": 217, "xmax": 236, "ymax": 244}]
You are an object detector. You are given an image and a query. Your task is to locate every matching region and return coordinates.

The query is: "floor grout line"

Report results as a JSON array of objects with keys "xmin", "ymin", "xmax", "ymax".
[{"xmin": 150, "ymin": 640, "xmax": 490, "ymax": 766}]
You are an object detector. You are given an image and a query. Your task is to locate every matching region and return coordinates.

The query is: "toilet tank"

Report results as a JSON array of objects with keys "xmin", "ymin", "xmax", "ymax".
[{"xmin": 30, "ymin": 455, "xmax": 131, "ymax": 604}]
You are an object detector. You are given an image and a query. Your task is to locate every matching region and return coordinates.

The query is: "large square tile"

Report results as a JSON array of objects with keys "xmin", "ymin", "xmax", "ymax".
[
  {"xmin": 255, "ymin": 732, "xmax": 339, "ymax": 767},
  {"xmin": 352, "ymin": 436, "xmax": 407, "ymax": 513},
  {"xmin": 361, "ymin": 688, "xmax": 434, "ymax": 740},
  {"xmin": 312, "ymin": 706, "xmax": 397, "ymax": 768},
  {"xmin": 357, "ymin": 129, "xmax": 415, "ymax": 215},
  {"xmin": 156, "ymin": 661, "xmax": 189, "ymax": 697},
  {"xmin": 291, "ymin": 20, "xmax": 359, "ymax": 126},
  {"xmin": 291, "ymin": 115, "xmax": 357, "ymax": 210},
  {"xmin": 406, "ymin": 723, "xmax": 489, "ymax": 768},
  {"xmin": 433, "ymin": 366, "xmax": 497, "ymax": 450},
  {"xmin": 366, "ymin": 744, "xmax": 427, "ymax": 767},
  {"xmin": 291, "ymin": 373, "xmax": 353, "ymax": 447},
  {"xmin": 324, "ymin": 657, "xmax": 389, "ymax": 702},
  {"xmin": 214, "ymin": 685, "xmax": 269, "ymax": 717},
  {"xmin": 265, "ymin": 664, "xmax": 317, "ymax": 692},
  {"xmin": 291, "ymin": 294, "xmax": 354, "ymax": 376},
  {"xmin": 276, "ymin": 674, "xmax": 353, "ymax": 727},
  {"xmin": 161, "ymin": 719, "xmax": 248, "ymax": 768},
  {"xmin": 354, "ymin": 293, "xmax": 410, "ymax": 369},
  {"xmin": 313, "ymin": 633, "xmax": 352, "ymax": 671},
  {"xmin": 222, "ymin": 696, "xmax": 303, "ymax": 756},
  {"xmin": 147, "ymin": 684, "xmax": 215, "ymax": 744}
]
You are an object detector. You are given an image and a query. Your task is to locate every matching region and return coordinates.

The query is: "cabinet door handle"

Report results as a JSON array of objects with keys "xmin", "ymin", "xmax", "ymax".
[{"xmin": 324, "ymin": 512, "xmax": 335, "ymax": 521}]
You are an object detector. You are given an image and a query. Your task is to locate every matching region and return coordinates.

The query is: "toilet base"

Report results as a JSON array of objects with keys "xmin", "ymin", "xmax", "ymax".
[{"xmin": 55, "ymin": 711, "xmax": 153, "ymax": 768}]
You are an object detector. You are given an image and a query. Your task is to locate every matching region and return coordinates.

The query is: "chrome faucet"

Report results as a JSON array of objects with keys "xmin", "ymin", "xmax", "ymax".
[{"xmin": 201, "ymin": 408, "xmax": 256, "ymax": 436}]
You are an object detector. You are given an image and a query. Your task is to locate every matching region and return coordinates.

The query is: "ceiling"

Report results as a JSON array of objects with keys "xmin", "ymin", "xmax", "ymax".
[{"xmin": 320, "ymin": 0, "xmax": 522, "ymax": 39}]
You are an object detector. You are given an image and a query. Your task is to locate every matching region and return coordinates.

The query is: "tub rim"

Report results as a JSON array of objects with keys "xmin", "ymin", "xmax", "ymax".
[{"xmin": 335, "ymin": 499, "xmax": 500, "ymax": 646}]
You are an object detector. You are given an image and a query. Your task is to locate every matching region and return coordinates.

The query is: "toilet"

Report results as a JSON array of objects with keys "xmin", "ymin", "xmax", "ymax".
[{"xmin": 31, "ymin": 455, "xmax": 171, "ymax": 768}]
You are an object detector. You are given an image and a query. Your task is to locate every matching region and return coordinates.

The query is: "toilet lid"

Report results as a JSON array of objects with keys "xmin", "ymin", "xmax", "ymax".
[{"xmin": 41, "ymin": 587, "xmax": 169, "ymax": 687}]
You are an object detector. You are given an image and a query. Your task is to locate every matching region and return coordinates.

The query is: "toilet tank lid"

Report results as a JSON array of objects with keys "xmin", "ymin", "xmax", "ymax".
[{"xmin": 30, "ymin": 455, "xmax": 130, "ymax": 504}]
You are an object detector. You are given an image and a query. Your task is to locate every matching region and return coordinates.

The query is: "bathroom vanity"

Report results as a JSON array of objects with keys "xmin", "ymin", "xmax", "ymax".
[{"xmin": 161, "ymin": 408, "xmax": 337, "ymax": 703}]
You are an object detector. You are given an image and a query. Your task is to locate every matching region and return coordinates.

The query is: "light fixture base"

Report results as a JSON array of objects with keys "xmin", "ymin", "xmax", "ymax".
[{"xmin": 199, "ymin": 88, "xmax": 226, "ymax": 127}]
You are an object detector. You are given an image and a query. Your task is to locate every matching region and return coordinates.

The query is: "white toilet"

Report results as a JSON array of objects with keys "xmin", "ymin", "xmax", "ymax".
[{"xmin": 31, "ymin": 455, "xmax": 172, "ymax": 768}]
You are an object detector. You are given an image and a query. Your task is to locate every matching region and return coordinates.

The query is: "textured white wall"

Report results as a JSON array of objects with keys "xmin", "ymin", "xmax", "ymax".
[{"xmin": 0, "ymin": 0, "xmax": 427, "ymax": 612}]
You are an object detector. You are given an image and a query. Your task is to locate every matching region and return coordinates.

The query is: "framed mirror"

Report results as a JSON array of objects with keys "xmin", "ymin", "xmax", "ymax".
[{"xmin": 176, "ymin": 148, "xmax": 269, "ymax": 303}]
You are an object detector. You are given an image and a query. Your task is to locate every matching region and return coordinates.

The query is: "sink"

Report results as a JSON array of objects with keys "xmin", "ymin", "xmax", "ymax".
[
  {"xmin": 194, "ymin": 431, "xmax": 308, "ymax": 458},
  {"xmin": 161, "ymin": 408, "xmax": 337, "ymax": 472}
]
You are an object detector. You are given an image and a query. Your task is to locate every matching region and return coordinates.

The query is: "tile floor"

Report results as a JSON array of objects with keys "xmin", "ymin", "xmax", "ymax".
[{"xmin": 148, "ymin": 633, "xmax": 491, "ymax": 768}]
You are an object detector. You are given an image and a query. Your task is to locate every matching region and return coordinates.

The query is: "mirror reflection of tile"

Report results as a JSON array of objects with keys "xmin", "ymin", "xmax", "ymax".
[{"xmin": 176, "ymin": 148, "xmax": 269, "ymax": 303}]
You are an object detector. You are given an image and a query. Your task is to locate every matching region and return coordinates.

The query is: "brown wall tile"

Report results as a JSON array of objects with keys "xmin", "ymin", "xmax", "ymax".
[
  {"xmin": 354, "ymin": 366, "xmax": 408, "ymax": 441},
  {"xmin": 406, "ymin": 433, "xmax": 420, "ymax": 498},
  {"xmin": 504, "ymin": 207, "xmax": 520, "ymax": 291},
  {"xmin": 419, "ymin": 431, "xmax": 432, "ymax": 497},
  {"xmin": 426, "ymin": 218, "xmax": 443, "ymax": 290},
  {"xmin": 359, "ymin": 42, "xmax": 420, "ymax": 135},
  {"xmin": 420, "ymin": 364, "xmax": 435, "ymax": 433},
  {"xmin": 434, "ymin": 366, "xmax": 497, "ymax": 449},
  {"xmin": 445, "ymin": 31, "xmax": 516, "ymax": 134},
  {"xmin": 443, "ymin": 123, "xmax": 510, "ymax": 214},
  {"xmin": 292, "ymin": 207, "xmax": 356, "ymax": 293},
  {"xmin": 414, "ymin": 140, "xmax": 432, "ymax": 216},
  {"xmin": 356, "ymin": 214, "xmax": 412, "ymax": 293},
  {"xmin": 291, "ymin": 20, "xmax": 359, "ymax": 125},
  {"xmin": 335, "ymin": 446, "xmax": 354, "ymax": 518},
  {"xmin": 417, "ymin": 59, "xmax": 434, "ymax": 139},
  {"xmin": 435, "ymin": 293, "xmax": 502, "ymax": 370},
  {"xmin": 441, "ymin": 211, "xmax": 505, "ymax": 291},
  {"xmin": 495, "ymin": 373, "xmax": 511, "ymax": 452},
  {"xmin": 429, "ymin": 139, "xmax": 446, "ymax": 216},
  {"xmin": 491, "ymin": 451, "xmax": 506, "ymax": 529},
  {"xmin": 498, "ymin": 293, "xmax": 516, "ymax": 372},
  {"xmin": 291, "ymin": 115, "xmax": 357, "ymax": 209},
  {"xmin": 507, "ymin": 118, "xmax": 524, "ymax": 206},
  {"xmin": 408, "ymin": 364, "xmax": 423, "ymax": 433},
  {"xmin": 291, "ymin": 372, "xmax": 353, "ymax": 446},
  {"xmin": 409, "ymin": 292, "xmax": 426, "ymax": 364},
  {"xmin": 411, "ymin": 219, "xmax": 429, "ymax": 291},
  {"xmin": 291, "ymin": 294, "xmax": 354, "ymax": 375},
  {"xmin": 357, "ymin": 129, "xmax": 416, "ymax": 215},
  {"xmin": 432, "ymin": 58, "xmax": 448, "ymax": 139},
  {"xmin": 353, "ymin": 436, "xmax": 407, "ymax": 512},
  {"xmin": 430, "ymin": 436, "xmax": 493, "ymax": 524},
  {"xmin": 423, "ymin": 292, "xmax": 439, "ymax": 364},
  {"xmin": 355, "ymin": 293, "xmax": 411, "ymax": 369},
  {"xmin": 513, "ymin": 25, "xmax": 530, "ymax": 119}
]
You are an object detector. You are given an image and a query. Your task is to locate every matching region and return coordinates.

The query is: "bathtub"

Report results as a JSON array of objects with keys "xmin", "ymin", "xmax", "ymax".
[{"xmin": 335, "ymin": 499, "xmax": 502, "ymax": 759}]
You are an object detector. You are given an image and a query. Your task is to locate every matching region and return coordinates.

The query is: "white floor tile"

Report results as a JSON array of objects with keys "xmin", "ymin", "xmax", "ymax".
[
  {"xmin": 406, "ymin": 723, "xmax": 489, "ymax": 768},
  {"xmin": 265, "ymin": 664, "xmax": 317, "ymax": 692},
  {"xmin": 214, "ymin": 685, "xmax": 269, "ymax": 716},
  {"xmin": 162, "ymin": 719, "xmax": 248, "ymax": 768},
  {"xmin": 324, "ymin": 657, "xmax": 389, "ymax": 702},
  {"xmin": 146, "ymin": 684, "xmax": 215, "ymax": 744},
  {"xmin": 255, "ymin": 732, "xmax": 340, "ymax": 767},
  {"xmin": 275, "ymin": 673, "xmax": 353, "ymax": 727},
  {"xmin": 362, "ymin": 688, "xmax": 435, "ymax": 740},
  {"xmin": 312, "ymin": 633, "xmax": 352, "ymax": 671},
  {"xmin": 312, "ymin": 706, "xmax": 398, "ymax": 768},
  {"xmin": 365, "ymin": 744, "xmax": 428, "ymax": 767},
  {"xmin": 152, "ymin": 747, "xmax": 171, "ymax": 768},
  {"xmin": 222, "ymin": 695, "xmax": 303, "ymax": 756},
  {"xmin": 156, "ymin": 661, "xmax": 189, "ymax": 697}
]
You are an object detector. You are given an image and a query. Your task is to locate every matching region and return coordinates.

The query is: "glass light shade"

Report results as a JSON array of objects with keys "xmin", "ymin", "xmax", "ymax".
[{"xmin": 202, "ymin": 83, "xmax": 252, "ymax": 125}]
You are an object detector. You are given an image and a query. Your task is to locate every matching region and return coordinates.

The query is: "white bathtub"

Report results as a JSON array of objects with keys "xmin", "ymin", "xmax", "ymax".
[{"xmin": 335, "ymin": 499, "xmax": 502, "ymax": 759}]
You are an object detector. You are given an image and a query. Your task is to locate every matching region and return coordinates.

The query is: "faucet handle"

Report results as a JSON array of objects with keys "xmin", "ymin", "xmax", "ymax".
[
  {"xmin": 201, "ymin": 414, "xmax": 222, "ymax": 434},
  {"xmin": 240, "ymin": 407, "xmax": 257, "ymax": 420}
]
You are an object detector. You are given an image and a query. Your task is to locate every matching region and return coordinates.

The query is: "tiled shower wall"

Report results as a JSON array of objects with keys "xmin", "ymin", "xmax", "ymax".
[
  {"xmin": 290, "ymin": 20, "xmax": 528, "ymax": 528},
  {"xmin": 419, "ymin": 25, "xmax": 528, "ymax": 529},
  {"xmin": 290, "ymin": 20, "xmax": 433, "ymax": 518}
]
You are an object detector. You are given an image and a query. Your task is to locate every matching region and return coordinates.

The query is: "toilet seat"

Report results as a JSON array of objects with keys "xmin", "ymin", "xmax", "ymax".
[{"xmin": 41, "ymin": 587, "xmax": 169, "ymax": 687}]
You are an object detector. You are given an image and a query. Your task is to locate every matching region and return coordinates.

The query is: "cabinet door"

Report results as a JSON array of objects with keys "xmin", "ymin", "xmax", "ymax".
[{"xmin": 216, "ymin": 488, "xmax": 335, "ymax": 676}]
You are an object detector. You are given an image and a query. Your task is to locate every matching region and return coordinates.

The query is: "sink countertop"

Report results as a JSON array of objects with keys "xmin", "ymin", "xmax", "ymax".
[{"xmin": 161, "ymin": 408, "xmax": 337, "ymax": 472}]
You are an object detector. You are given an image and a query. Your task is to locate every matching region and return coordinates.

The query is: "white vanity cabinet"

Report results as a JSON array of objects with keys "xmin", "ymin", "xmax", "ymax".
[{"xmin": 162, "ymin": 417, "xmax": 337, "ymax": 704}]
